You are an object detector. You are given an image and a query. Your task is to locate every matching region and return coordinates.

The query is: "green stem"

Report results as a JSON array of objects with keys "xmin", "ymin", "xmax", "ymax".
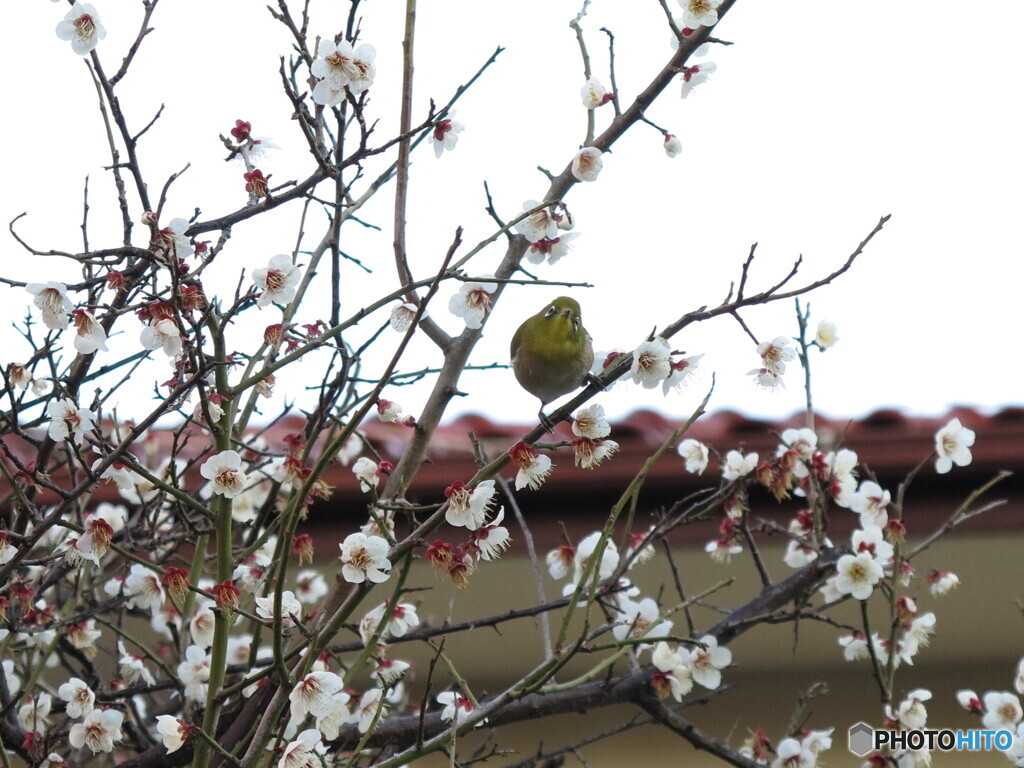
[{"xmin": 193, "ymin": 311, "xmax": 236, "ymax": 768}]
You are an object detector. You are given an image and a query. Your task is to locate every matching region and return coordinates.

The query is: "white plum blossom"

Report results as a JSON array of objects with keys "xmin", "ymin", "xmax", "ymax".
[
  {"xmin": 95, "ymin": 458, "xmax": 135, "ymax": 491},
  {"xmin": 749, "ymin": 335, "xmax": 795, "ymax": 390},
  {"xmin": 804, "ymin": 729, "xmax": 834, "ymax": 756},
  {"xmin": 290, "ymin": 671, "xmax": 345, "ymax": 721},
  {"xmin": 838, "ymin": 632, "xmax": 871, "ymax": 661},
  {"xmin": 572, "ymin": 531, "xmax": 619, "ymax": 583},
  {"xmin": 631, "ymin": 337, "xmax": 671, "ymax": 388},
  {"xmin": 311, "ymin": 39, "xmax": 377, "ymax": 105},
  {"xmin": 783, "ymin": 537, "xmax": 819, "ymax": 569},
  {"xmin": 834, "ymin": 551, "xmax": 884, "ymax": 600},
  {"xmin": 849, "ymin": 480, "xmax": 891, "ymax": 528},
  {"xmin": 448, "ymin": 276, "xmax": 497, "ymax": 330},
  {"xmin": 902, "ymin": 612, "xmax": 937, "ymax": 661},
  {"xmin": 680, "ymin": 61, "xmax": 717, "ymax": 98},
  {"xmin": 358, "ymin": 603, "xmax": 389, "ymax": 646},
  {"xmin": 352, "ymin": 687, "xmax": 388, "ymax": 734},
  {"xmin": 72, "ymin": 309, "xmax": 108, "ymax": 354},
  {"xmin": 475, "ymin": 509, "xmax": 512, "ymax": 561},
  {"xmin": 55, "ymin": 3, "xmax": 106, "ymax": 55},
  {"xmin": 437, "ymin": 690, "xmax": 475, "ymax": 725},
  {"xmin": 572, "ymin": 404, "xmax": 611, "ymax": 439},
  {"xmin": 851, "ymin": 525, "xmax": 893, "ymax": 565},
  {"xmin": 705, "ymin": 536, "xmax": 742, "ymax": 563},
  {"xmin": 226, "ymin": 634, "xmax": 253, "ymax": 666},
  {"xmin": 339, "ymin": 532, "xmax": 392, "ymax": 584},
  {"xmin": 377, "ymin": 399, "xmax": 403, "ymax": 423},
  {"xmin": 581, "ymin": 76, "xmax": 610, "ymax": 108},
  {"xmin": 0, "ymin": 534, "xmax": 15, "ymax": 565},
  {"xmin": 771, "ymin": 737, "xmax": 814, "ymax": 768},
  {"xmin": 815, "ymin": 320, "xmax": 838, "ymax": 348},
  {"xmin": 934, "ymin": 418, "xmax": 976, "ymax": 474},
  {"xmin": 294, "ymin": 570, "xmax": 328, "ymax": 604},
  {"xmin": 17, "ymin": 693, "xmax": 52, "ymax": 734},
  {"xmin": 571, "ymin": 146, "xmax": 604, "ymax": 182},
  {"xmin": 431, "ymin": 113, "xmax": 464, "ymax": 157},
  {"xmin": 663, "ymin": 133, "xmax": 682, "ymax": 157},
  {"xmin": 779, "ymin": 427, "xmax": 818, "ymax": 462},
  {"xmin": 825, "ymin": 448, "xmax": 859, "ymax": 506},
  {"xmin": 189, "ymin": 605, "xmax": 216, "ymax": 649},
  {"xmin": 27, "ymin": 282, "xmax": 73, "ymax": 330},
  {"xmin": 515, "ymin": 200, "xmax": 560, "ymax": 242},
  {"xmin": 678, "ymin": 0, "xmax": 723, "ymax": 28},
  {"xmin": 525, "ymin": 231, "xmax": 580, "ymax": 265},
  {"xmin": 118, "ymin": 647, "xmax": 155, "ymax": 686},
  {"xmin": 46, "ymin": 398, "xmax": 94, "ymax": 443},
  {"xmin": 389, "ymin": 301, "xmax": 419, "ymax": 332},
  {"xmin": 253, "ymin": 254, "xmax": 301, "ymax": 308},
  {"xmin": 677, "ymin": 438, "xmax": 709, "ymax": 474},
  {"xmin": 255, "ymin": 590, "xmax": 302, "ymax": 628},
  {"xmin": 982, "ymin": 691, "xmax": 1023, "ymax": 731},
  {"xmin": 652, "ymin": 642, "xmax": 694, "ymax": 701},
  {"xmin": 758, "ymin": 336, "xmax": 796, "ymax": 372},
  {"xmin": 279, "ymin": 728, "xmax": 326, "ymax": 768},
  {"xmin": 383, "ymin": 602, "xmax": 420, "ymax": 637},
  {"xmin": 896, "ymin": 746, "xmax": 932, "ymax": 768},
  {"xmin": 201, "ymin": 450, "xmax": 248, "ymax": 498},
  {"xmin": 123, "ymin": 563, "xmax": 165, "ymax": 615},
  {"xmin": 546, "ymin": 546, "xmax": 575, "ymax": 580},
  {"xmin": 689, "ymin": 635, "xmax": 731, "ymax": 690},
  {"xmin": 3, "ymin": 660, "xmax": 20, "ymax": 696},
  {"xmin": 513, "ymin": 450, "xmax": 553, "ymax": 491},
  {"xmin": 8, "ymin": 364, "xmax": 33, "ymax": 390},
  {"xmin": 662, "ymin": 353, "xmax": 703, "ymax": 394},
  {"xmin": 66, "ymin": 619, "xmax": 102, "ymax": 656},
  {"xmin": 69, "ymin": 708, "xmax": 123, "ymax": 753},
  {"xmin": 897, "ymin": 689, "xmax": 932, "ymax": 730},
  {"xmin": 315, "ymin": 691, "xmax": 352, "ymax": 741},
  {"xmin": 155, "ymin": 218, "xmax": 194, "ymax": 260},
  {"xmin": 957, "ymin": 689, "xmax": 983, "ymax": 713},
  {"xmin": 140, "ymin": 318, "xmax": 182, "ymax": 357},
  {"xmin": 573, "ymin": 437, "xmax": 618, "ymax": 469},
  {"xmin": 58, "ymin": 678, "xmax": 96, "ymax": 719},
  {"xmin": 352, "ymin": 456, "xmax": 381, "ymax": 493},
  {"xmin": 722, "ymin": 450, "xmax": 758, "ymax": 481},
  {"xmin": 612, "ymin": 597, "xmax": 672, "ymax": 646},
  {"xmin": 506, "ymin": 441, "xmax": 552, "ymax": 491},
  {"xmin": 928, "ymin": 570, "xmax": 960, "ymax": 597},
  {"xmin": 177, "ymin": 645, "xmax": 211, "ymax": 703},
  {"xmin": 445, "ymin": 479, "xmax": 496, "ymax": 531},
  {"xmin": 155, "ymin": 715, "xmax": 189, "ymax": 753}
]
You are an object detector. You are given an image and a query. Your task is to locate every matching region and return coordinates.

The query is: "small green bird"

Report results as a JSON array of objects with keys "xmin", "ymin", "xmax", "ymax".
[{"xmin": 511, "ymin": 296, "xmax": 595, "ymax": 428}]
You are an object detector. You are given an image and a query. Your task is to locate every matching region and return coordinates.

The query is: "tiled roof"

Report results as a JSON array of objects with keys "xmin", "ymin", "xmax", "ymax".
[{"xmin": 5, "ymin": 406, "xmax": 1020, "ymax": 544}]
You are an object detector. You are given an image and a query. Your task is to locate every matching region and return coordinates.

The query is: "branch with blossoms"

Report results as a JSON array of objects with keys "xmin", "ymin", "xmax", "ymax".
[{"xmin": 0, "ymin": 2, "xmax": 1014, "ymax": 768}]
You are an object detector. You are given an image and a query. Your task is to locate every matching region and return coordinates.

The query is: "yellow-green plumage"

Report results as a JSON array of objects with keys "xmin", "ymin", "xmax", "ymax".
[{"xmin": 511, "ymin": 297, "xmax": 594, "ymax": 423}]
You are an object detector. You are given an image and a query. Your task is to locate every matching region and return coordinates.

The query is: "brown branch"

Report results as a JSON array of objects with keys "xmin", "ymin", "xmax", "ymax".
[{"xmin": 110, "ymin": 0, "xmax": 160, "ymax": 86}]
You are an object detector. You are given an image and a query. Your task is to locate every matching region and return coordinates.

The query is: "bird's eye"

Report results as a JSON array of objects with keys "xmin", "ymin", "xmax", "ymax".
[
  {"xmin": 573, "ymin": 318, "xmax": 579, "ymax": 332},
  {"xmin": 544, "ymin": 305, "xmax": 557, "ymax": 317}
]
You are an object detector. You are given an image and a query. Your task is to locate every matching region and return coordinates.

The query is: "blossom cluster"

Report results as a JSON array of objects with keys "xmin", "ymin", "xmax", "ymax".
[
  {"xmin": 421, "ymin": 478, "xmax": 512, "ymax": 590},
  {"xmin": 310, "ymin": 38, "xmax": 377, "ymax": 106}
]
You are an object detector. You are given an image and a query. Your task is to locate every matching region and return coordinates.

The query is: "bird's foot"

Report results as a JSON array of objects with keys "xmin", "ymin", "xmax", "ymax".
[{"xmin": 538, "ymin": 409, "xmax": 559, "ymax": 433}]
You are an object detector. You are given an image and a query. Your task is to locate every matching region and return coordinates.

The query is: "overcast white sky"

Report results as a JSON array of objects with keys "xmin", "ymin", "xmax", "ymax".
[{"xmin": 3, "ymin": 1, "xmax": 1022, "ymax": 427}]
